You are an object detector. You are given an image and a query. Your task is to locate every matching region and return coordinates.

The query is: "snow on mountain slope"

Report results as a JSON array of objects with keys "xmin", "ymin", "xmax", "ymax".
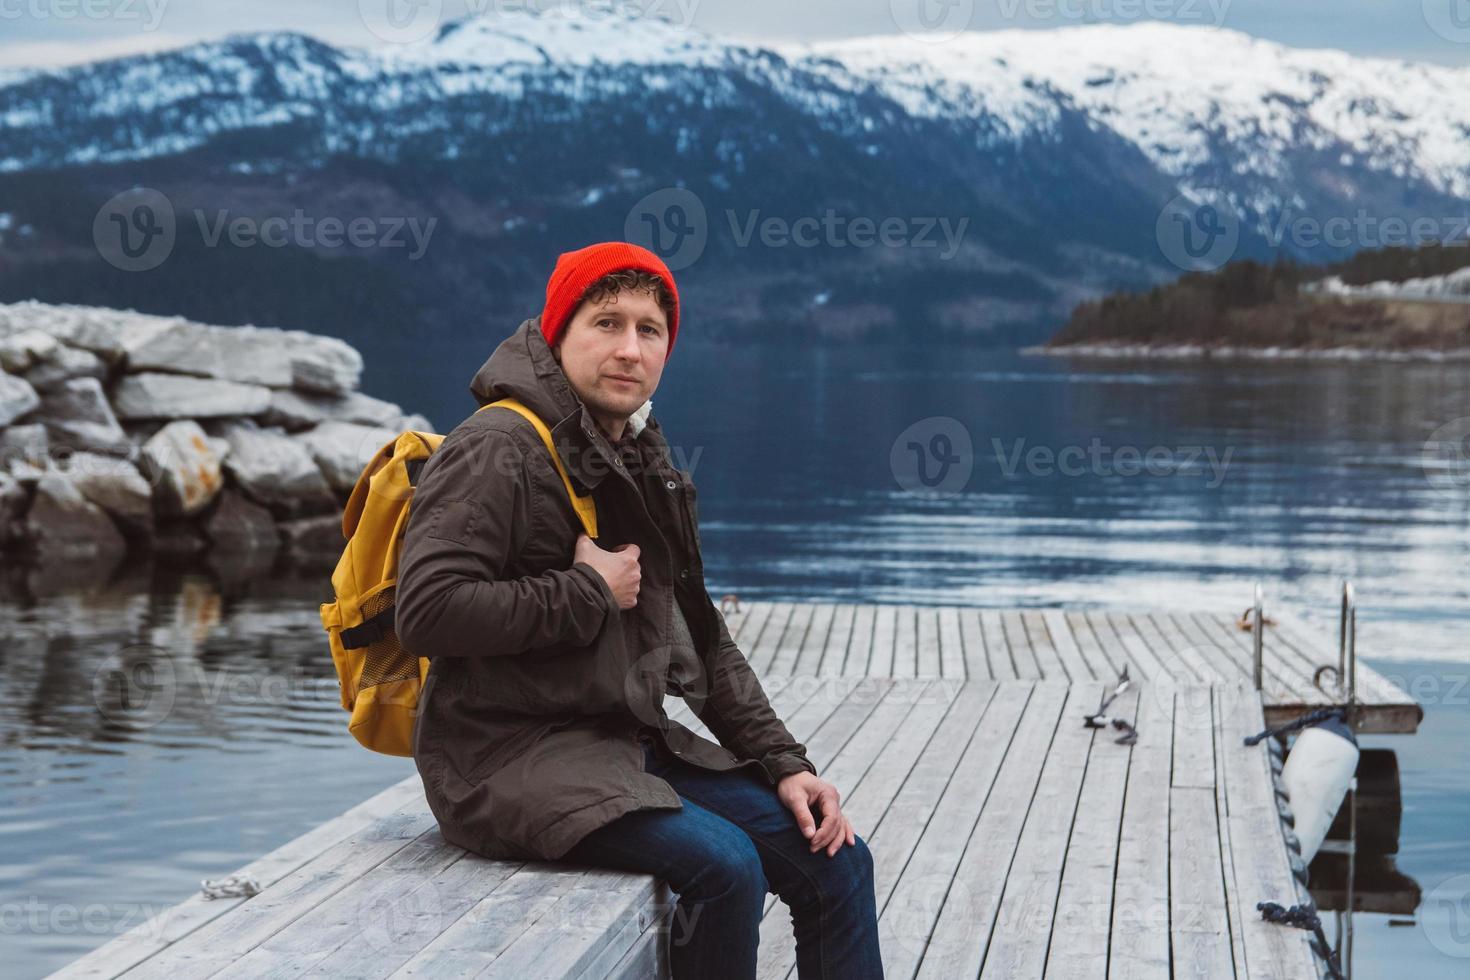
[
  {"xmin": 3, "ymin": 5, "xmax": 1470, "ymax": 231},
  {"xmin": 800, "ymin": 23, "xmax": 1470, "ymax": 202}
]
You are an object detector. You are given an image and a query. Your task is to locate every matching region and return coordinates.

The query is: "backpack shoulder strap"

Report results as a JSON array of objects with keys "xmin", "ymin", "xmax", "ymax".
[{"xmin": 481, "ymin": 398, "xmax": 599, "ymax": 540}]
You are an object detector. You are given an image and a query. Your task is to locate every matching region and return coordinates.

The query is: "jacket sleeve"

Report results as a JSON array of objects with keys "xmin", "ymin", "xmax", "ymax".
[
  {"xmin": 694, "ymin": 598, "xmax": 818, "ymax": 783},
  {"xmin": 394, "ymin": 424, "xmax": 616, "ymax": 659}
]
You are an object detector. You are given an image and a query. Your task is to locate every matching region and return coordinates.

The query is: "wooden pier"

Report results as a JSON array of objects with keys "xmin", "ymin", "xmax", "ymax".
[{"xmin": 56, "ymin": 602, "xmax": 1416, "ymax": 979}]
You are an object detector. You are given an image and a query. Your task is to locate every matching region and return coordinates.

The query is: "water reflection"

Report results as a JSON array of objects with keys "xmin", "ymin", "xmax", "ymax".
[{"xmin": 0, "ymin": 556, "xmax": 412, "ymax": 978}]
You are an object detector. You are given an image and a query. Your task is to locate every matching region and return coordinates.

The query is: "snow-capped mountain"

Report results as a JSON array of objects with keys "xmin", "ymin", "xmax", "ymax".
[
  {"xmin": 800, "ymin": 24, "xmax": 1470, "ymax": 208},
  {"xmin": 0, "ymin": 4, "xmax": 1467, "ymax": 357}
]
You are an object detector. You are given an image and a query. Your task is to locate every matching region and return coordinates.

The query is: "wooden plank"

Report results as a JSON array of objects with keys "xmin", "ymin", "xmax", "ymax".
[
  {"xmin": 817, "ymin": 603, "xmax": 857, "ymax": 678},
  {"xmin": 754, "ymin": 679, "xmax": 966, "ymax": 979},
  {"xmin": 917, "ymin": 606, "xmax": 943, "ymax": 677},
  {"xmin": 1044, "ymin": 686, "xmax": 1139, "ymax": 979},
  {"xmin": 724, "ymin": 598, "xmax": 770, "ymax": 647},
  {"xmin": 1214, "ymin": 684, "xmax": 1322, "ymax": 980},
  {"xmin": 1028, "ymin": 608, "xmax": 1090, "ymax": 681},
  {"xmin": 869, "ymin": 605, "xmax": 897, "ymax": 677},
  {"xmin": 476, "ymin": 870, "xmax": 666, "ymax": 978},
  {"xmin": 763, "ymin": 602, "xmax": 816, "ymax": 676},
  {"xmin": 387, "ymin": 864, "xmax": 596, "ymax": 977},
  {"xmin": 1166, "ymin": 611, "xmax": 1254, "ymax": 685},
  {"xmin": 1107, "ymin": 664, "xmax": 1173, "ymax": 980},
  {"xmin": 1137, "ymin": 611, "xmax": 1230, "ymax": 684},
  {"xmin": 980, "ymin": 610, "xmax": 1016, "ymax": 680},
  {"xmin": 937, "ymin": 607, "xmax": 965, "ymax": 679},
  {"xmin": 1090, "ymin": 611, "xmax": 1171, "ymax": 683},
  {"xmin": 1001, "ymin": 610, "xmax": 1044, "ymax": 679},
  {"xmin": 892, "ymin": 605, "xmax": 920, "ymax": 679},
  {"xmin": 978, "ymin": 684, "xmax": 1106, "ymax": 978},
  {"xmin": 1172, "ymin": 684, "xmax": 1216, "ymax": 791},
  {"xmin": 744, "ymin": 602, "xmax": 792, "ymax": 676},
  {"xmin": 1066, "ymin": 610, "xmax": 1123, "ymax": 678},
  {"xmin": 789, "ymin": 602, "xmax": 836, "ymax": 675},
  {"xmin": 908, "ymin": 682, "xmax": 1071, "ymax": 980},
  {"xmin": 1169, "ymin": 784, "xmax": 1236, "ymax": 979},
  {"xmin": 50, "ymin": 776, "xmax": 428, "ymax": 980},
  {"xmin": 958, "ymin": 608, "xmax": 989, "ymax": 680},
  {"xmin": 1045, "ymin": 608, "xmax": 1103, "ymax": 681},
  {"xmin": 841, "ymin": 605, "xmax": 878, "ymax": 678},
  {"xmin": 118, "ymin": 800, "xmax": 442, "ymax": 979},
  {"xmin": 1211, "ymin": 688, "xmax": 1250, "ymax": 980},
  {"xmin": 1194, "ymin": 611, "xmax": 1323, "ymax": 710}
]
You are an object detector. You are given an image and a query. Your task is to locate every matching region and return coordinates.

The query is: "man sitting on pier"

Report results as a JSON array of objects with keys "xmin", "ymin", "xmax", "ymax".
[{"xmin": 395, "ymin": 241, "xmax": 884, "ymax": 979}]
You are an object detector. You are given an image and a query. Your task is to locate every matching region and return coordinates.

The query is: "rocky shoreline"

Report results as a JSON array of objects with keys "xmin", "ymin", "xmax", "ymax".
[
  {"xmin": 1022, "ymin": 342, "xmax": 1470, "ymax": 363},
  {"xmin": 1, "ymin": 300, "xmax": 430, "ymax": 572}
]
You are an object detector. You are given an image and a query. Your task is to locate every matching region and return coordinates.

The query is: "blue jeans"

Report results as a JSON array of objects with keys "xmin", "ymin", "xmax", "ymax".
[{"xmin": 562, "ymin": 736, "xmax": 884, "ymax": 980}]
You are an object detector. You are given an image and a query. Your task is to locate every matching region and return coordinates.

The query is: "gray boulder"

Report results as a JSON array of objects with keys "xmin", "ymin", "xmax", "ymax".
[
  {"xmin": 203, "ymin": 490, "xmax": 280, "ymax": 554},
  {"xmin": 0, "ymin": 301, "xmax": 127, "ymax": 361},
  {"xmin": 112, "ymin": 373, "xmax": 272, "ymax": 420},
  {"xmin": 0, "ymin": 423, "xmax": 47, "ymax": 466},
  {"xmin": 63, "ymin": 452, "xmax": 154, "ymax": 533},
  {"xmin": 263, "ymin": 389, "xmax": 408, "ymax": 431},
  {"xmin": 121, "ymin": 319, "xmax": 362, "ymax": 394},
  {"xmin": 22, "ymin": 468, "xmax": 127, "ymax": 563},
  {"xmin": 220, "ymin": 422, "xmax": 335, "ymax": 511},
  {"xmin": 296, "ymin": 420, "xmax": 399, "ymax": 493},
  {"xmin": 0, "ymin": 372, "xmax": 40, "ymax": 427},
  {"xmin": 32, "ymin": 377, "xmax": 128, "ymax": 452},
  {"xmin": 0, "ymin": 328, "xmax": 58, "ymax": 372},
  {"xmin": 278, "ymin": 514, "xmax": 344, "ymax": 557},
  {"xmin": 140, "ymin": 420, "xmax": 227, "ymax": 516},
  {"xmin": 0, "ymin": 469, "xmax": 24, "ymax": 543},
  {"xmin": 25, "ymin": 344, "xmax": 107, "ymax": 389}
]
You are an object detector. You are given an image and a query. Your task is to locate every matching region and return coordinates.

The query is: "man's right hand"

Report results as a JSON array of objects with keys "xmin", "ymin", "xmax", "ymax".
[{"xmin": 573, "ymin": 534, "xmax": 641, "ymax": 610}]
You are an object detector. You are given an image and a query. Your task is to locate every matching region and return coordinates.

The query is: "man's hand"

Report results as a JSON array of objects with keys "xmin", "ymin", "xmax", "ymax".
[
  {"xmin": 573, "ymin": 533, "xmax": 641, "ymax": 609},
  {"xmin": 777, "ymin": 772, "xmax": 856, "ymax": 857}
]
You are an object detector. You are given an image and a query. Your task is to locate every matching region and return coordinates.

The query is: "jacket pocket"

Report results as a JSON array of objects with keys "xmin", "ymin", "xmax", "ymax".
[{"xmin": 461, "ymin": 717, "xmax": 557, "ymax": 786}]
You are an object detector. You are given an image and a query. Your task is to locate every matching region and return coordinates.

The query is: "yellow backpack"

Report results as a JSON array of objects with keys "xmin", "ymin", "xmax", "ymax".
[{"xmin": 319, "ymin": 397, "xmax": 598, "ymax": 756}]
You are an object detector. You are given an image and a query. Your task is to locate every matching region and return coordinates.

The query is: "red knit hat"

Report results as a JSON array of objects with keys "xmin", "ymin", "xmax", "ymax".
[{"xmin": 539, "ymin": 241, "xmax": 680, "ymax": 358}]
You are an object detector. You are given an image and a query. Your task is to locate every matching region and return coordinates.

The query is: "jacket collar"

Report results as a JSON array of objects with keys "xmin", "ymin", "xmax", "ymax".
[{"xmin": 468, "ymin": 316, "xmax": 658, "ymax": 493}]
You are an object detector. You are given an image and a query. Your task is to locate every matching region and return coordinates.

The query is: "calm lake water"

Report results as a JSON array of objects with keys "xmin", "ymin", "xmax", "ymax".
[{"xmin": 4, "ymin": 345, "xmax": 1467, "ymax": 977}]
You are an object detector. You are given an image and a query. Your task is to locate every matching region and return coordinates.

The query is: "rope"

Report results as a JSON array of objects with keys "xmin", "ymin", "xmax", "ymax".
[
  {"xmin": 1242, "ymin": 706, "xmax": 1345, "ymax": 746},
  {"xmin": 201, "ymin": 873, "xmax": 261, "ymax": 900},
  {"xmin": 1257, "ymin": 902, "xmax": 1345, "ymax": 980}
]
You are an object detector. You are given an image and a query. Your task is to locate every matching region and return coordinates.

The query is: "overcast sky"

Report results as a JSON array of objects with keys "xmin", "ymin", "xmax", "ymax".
[{"xmin": 3, "ymin": 0, "xmax": 1470, "ymax": 70}]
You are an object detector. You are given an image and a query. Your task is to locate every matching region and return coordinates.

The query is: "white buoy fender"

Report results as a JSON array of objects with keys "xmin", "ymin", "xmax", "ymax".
[{"xmin": 1280, "ymin": 713, "xmax": 1359, "ymax": 864}]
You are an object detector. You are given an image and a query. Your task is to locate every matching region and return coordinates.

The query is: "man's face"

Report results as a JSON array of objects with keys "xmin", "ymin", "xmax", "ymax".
[{"xmin": 553, "ymin": 287, "xmax": 669, "ymax": 434}]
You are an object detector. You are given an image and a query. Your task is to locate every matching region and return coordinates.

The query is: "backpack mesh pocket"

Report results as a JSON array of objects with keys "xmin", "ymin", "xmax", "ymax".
[{"xmin": 358, "ymin": 588, "xmax": 419, "ymax": 690}]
